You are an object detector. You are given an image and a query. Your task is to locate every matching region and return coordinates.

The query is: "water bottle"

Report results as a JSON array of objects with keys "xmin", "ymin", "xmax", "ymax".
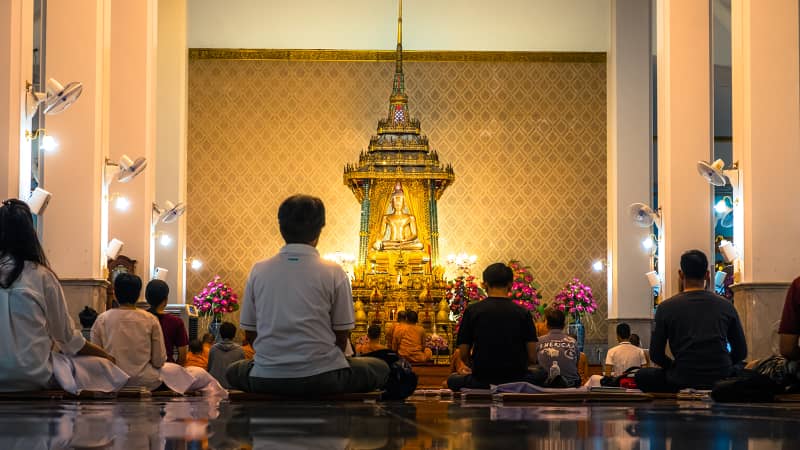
[{"xmin": 549, "ymin": 361, "xmax": 560, "ymax": 379}]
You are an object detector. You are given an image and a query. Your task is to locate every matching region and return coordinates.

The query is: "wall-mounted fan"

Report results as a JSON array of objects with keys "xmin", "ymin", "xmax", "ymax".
[{"xmin": 629, "ymin": 203, "xmax": 662, "ymax": 230}]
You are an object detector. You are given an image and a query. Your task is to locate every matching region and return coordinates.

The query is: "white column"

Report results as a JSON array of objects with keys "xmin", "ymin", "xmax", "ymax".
[
  {"xmin": 730, "ymin": 0, "xmax": 800, "ymax": 359},
  {"xmin": 606, "ymin": 0, "xmax": 654, "ymax": 346},
  {"xmin": 0, "ymin": 0, "xmax": 30, "ymax": 200},
  {"xmin": 155, "ymin": 0, "xmax": 188, "ymax": 302},
  {"xmin": 108, "ymin": 0, "xmax": 157, "ymax": 282},
  {"xmin": 656, "ymin": 0, "xmax": 714, "ymax": 298},
  {"xmin": 44, "ymin": 0, "xmax": 110, "ymax": 317}
]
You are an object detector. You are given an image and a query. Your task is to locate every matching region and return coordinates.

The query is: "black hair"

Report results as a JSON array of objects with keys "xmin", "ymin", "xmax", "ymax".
[
  {"xmin": 0, "ymin": 199, "xmax": 51, "ymax": 288},
  {"xmin": 219, "ymin": 322, "xmax": 237, "ymax": 340},
  {"xmin": 78, "ymin": 306, "xmax": 98, "ymax": 328},
  {"xmin": 482, "ymin": 263, "xmax": 514, "ymax": 288},
  {"xmin": 277, "ymin": 195, "xmax": 326, "ymax": 244},
  {"xmin": 188, "ymin": 339, "xmax": 203, "ymax": 353},
  {"xmin": 545, "ymin": 307, "xmax": 566, "ymax": 329},
  {"xmin": 397, "ymin": 310, "xmax": 407, "ymax": 322},
  {"xmin": 629, "ymin": 334, "xmax": 641, "ymax": 347},
  {"xmin": 680, "ymin": 249, "xmax": 709, "ymax": 280},
  {"xmin": 616, "ymin": 323, "xmax": 631, "ymax": 339},
  {"xmin": 114, "ymin": 273, "xmax": 142, "ymax": 305},
  {"xmin": 201, "ymin": 333, "xmax": 214, "ymax": 344},
  {"xmin": 145, "ymin": 280, "xmax": 169, "ymax": 315},
  {"xmin": 367, "ymin": 325, "xmax": 381, "ymax": 340},
  {"xmin": 406, "ymin": 310, "xmax": 419, "ymax": 324}
]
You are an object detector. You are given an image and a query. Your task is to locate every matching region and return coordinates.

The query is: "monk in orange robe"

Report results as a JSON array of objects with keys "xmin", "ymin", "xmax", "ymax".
[
  {"xmin": 356, "ymin": 325, "xmax": 387, "ymax": 355},
  {"xmin": 386, "ymin": 310, "xmax": 407, "ymax": 350},
  {"xmin": 184, "ymin": 339, "xmax": 209, "ymax": 369},
  {"xmin": 393, "ymin": 311, "xmax": 433, "ymax": 363}
]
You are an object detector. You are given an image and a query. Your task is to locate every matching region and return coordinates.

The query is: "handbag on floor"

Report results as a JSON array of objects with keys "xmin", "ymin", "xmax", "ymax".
[{"xmin": 362, "ymin": 349, "xmax": 418, "ymax": 400}]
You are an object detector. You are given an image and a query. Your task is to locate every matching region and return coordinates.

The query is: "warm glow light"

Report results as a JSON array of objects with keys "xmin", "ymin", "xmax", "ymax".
[
  {"xmin": 190, "ymin": 259, "xmax": 203, "ymax": 270},
  {"xmin": 113, "ymin": 195, "xmax": 130, "ymax": 212},
  {"xmin": 159, "ymin": 234, "xmax": 172, "ymax": 247},
  {"xmin": 592, "ymin": 260, "xmax": 604, "ymax": 272},
  {"xmin": 714, "ymin": 199, "xmax": 731, "ymax": 214},
  {"xmin": 40, "ymin": 134, "xmax": 57, "ymax": 152},
  {"xmin": 642, "ymin": 237, "xmax": 654, "ymax": 250}
]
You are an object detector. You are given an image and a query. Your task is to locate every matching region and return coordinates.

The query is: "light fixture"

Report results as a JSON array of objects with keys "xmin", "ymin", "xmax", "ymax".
[
  {"xmin": 187, "ymin": 258, "xmax": 203, "ymax": 271},
  {"xmin": 645, "ymin": 271, "xmax": 661, "ymax": 289},
  {"xmin": 25, "ymin": 187, "xmax": 51, "ymax": 215},
  {"xmin": 592, "ymin": 260, "xmax": 605, "ymax": 272},
  {"xmin": 697, "ymin": 159, "xmax": 740, "ymax": 190},
  {"xmin": 158, "ymin": 233, "xmax": 173, "ymax": 247},
  {"xmin": 714, "ymin": 197, "xmax": 733, "ymax": 214},
  {"xmin": 154, "ymin": 267, "xmax": 169, "ymax": 281},
  {"xmin": 106, "ymin": 238, "xmax": 124, "ymax": 260},
  {"xmin": 105, "ymin": 155, "xmax": 147, "ymax": 184},
  {"xmin": 26, "ymin": 78, "xmax": 84, "ymax": 116},
  {"xmin": 25, "ymin": 128, "xmax": 58, "ymax": 152},
  {"xmin": 152, "ymin": 200, "xmax": 186, "ymax": 224},
  {"xmin": 642, "ymin": 236, "xmax": 655, "ymax": 251},
  {"xmin": 109, "ymin": 193, "xmax": 130, "ymax": 212},
  {"xmin": 718, "ymin": 239, "xmax": 738, "ymax": 263}
]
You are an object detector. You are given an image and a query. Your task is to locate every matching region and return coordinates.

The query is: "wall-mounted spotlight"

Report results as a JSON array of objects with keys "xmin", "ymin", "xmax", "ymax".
[
  {"xmin": 105, "ymin": 155, "xmax": 147, "ymax": 184},
  {"xmin": 109, "ymin": 193, "xmax": 130, "ymax": 212},
  {"xmin": 26, "ymin": 78, "xmax": 83, "ymax": 116},
  {"xmin": 25, "ymin": 128, "xmax": 58, "ymax": 152},
  {"xmin": 187, "ymin": 257, "xmax": 203, "ymax": 271},
  {"xmin": 25, "ymin": 187, "xmax": 51, "ymax": 215},
  {"xmin": 154, "ymin": 232, "xmax": 173, "ymax": 247},
  {"xmin": 106, "ymin": 238, "xmax": 125, "ymax": 260},
  {"xmin": 641, "ymin": 235, "xmax": 657, "ymax": 252},
  {"xmin": 592, "ymin": 260, "xmax": 605, "ymax": 272},
  {"xmin": 152, "ymin": 200, "xmax": 186, "ymax": 224}
]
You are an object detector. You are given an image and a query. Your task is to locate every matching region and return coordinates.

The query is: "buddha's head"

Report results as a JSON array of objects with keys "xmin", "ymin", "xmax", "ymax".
[{"xmin": 391, "ymin": 182, "xmax": 405, "ymax": 212}]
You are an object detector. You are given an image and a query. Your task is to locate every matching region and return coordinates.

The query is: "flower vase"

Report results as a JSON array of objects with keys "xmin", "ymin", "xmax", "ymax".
[
  {"xmin": 567, "ymin": 315, "xmax": 585, "ymax": 354},
  {"xmin": 208, "ymin": 316, "xmax": 222, "ymax": 342}
]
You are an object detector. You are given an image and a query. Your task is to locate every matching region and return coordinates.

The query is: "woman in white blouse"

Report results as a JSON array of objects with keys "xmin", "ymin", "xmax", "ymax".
[{"xmin": 0, "ymin": 199, "xmax": 114, "ymax": 391}]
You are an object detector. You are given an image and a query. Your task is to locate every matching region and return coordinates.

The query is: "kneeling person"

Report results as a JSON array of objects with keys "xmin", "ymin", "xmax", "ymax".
[
  {"xmin": 394, "ymin": 311, "xmax": 433, "ymax": 363},
  {"xmin": 208, "ymin": 322, "xmax": 245, "ymax": 389},
  {"xmin": 447, "ymin": 263, "xmax": 541, "ymax": 391},
  {"xmin": 227, "ymin": 195, "xmax": 389, "ymax": 395}
]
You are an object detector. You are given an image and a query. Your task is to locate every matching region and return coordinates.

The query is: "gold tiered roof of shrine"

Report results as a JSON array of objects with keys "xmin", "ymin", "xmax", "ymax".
[{"xmin": 343, "ymin": 0, "xmax": 454, "ymax": 202}]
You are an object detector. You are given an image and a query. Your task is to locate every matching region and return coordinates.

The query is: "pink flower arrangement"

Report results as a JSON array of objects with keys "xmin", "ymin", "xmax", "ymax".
[
  {"xmin": 552, "ymin": 278, "xmax": 597, "ymax": 319},
  {"xmin": 507, "ymin": 260, "xmax": 544, "ymax": 319},
  {"xmin": 193, "ymin": 275, "xmax": 239, "ymax": 320},
  {"xmin": 445, "ymin": 272, "xmax": 486, "ymax": 333},
  {"xmin": 424, "ymin": 334, "xmax": 448, "ymax": 351}
]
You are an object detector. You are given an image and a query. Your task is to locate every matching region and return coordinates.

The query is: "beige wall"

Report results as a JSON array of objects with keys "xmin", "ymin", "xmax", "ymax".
[
  {"xmin": 186, "ymin": 56, "xmax": 608, "ymax": 341},
  {"xmin": 188, "ymin": 0, "xmax": 609, "ymax": 52}
]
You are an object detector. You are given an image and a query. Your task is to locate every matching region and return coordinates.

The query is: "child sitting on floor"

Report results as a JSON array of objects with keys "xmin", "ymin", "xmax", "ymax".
[
  {"xmin": 356, "ymin": 325, "xmax": 387, "ymax": 355},
  {"xmin": 207, "ymin": 322, "xmax": 246, "ymax": 389},
  {"xmin": 92, "ymin": 273, "xmax": 167, "ymax": 390},
  {"xmin": 184, "ymin": 339, "xmax": 208, "ymax": 369},
  {"xmin": 392, "ymin": 310, "xmax": 433, "ymax": 363}
]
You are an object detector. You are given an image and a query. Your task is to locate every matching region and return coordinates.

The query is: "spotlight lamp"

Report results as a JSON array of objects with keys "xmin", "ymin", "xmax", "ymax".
[
  {"xmin": 592, "ymin": 260, "xmax": 605, "ymax": 272},
  {"xmin": 187, "ymin": 257, "xmax": 203, "ymax": 271},
  {"xmin": 26, "ymin": 78, "xmax": 83, "ymax": 116},
  {"xmin": 697, "ymin": 159, "xmax": 740, "ymax": 190},
  {"xmin": 152, "ymin": 200, "xmax": 186, "ymax": 224},
  {"xmin": 25, "ymin": 129, "xmax": 58, "ymax": 152},
  {"xmin": 109, "ymin": 193, "xmax": 131, "ymax": 212},
  {"xmin": 105, "ymin": 155, "xmax": 147, "ymax": 184},
  {"xmin": 25, "ymin": 187, "xmax": 52, "ymax": 215},
  {"xmin": 156, "ymin": 232, "xmax": 173, "ymax": 247}
]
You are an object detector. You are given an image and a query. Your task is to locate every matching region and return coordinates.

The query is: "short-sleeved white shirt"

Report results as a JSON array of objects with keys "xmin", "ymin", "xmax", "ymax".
[
  {"xmin": 605, "ymin": 341, "xmax": 647, "ymax": 375},
  {"xmin": 0, "ymin": 261, "xmax": 86, "ymax": 391},
  {"xmin": 240, "ymin": 244, "xmax": 355, "ymax": 379}
]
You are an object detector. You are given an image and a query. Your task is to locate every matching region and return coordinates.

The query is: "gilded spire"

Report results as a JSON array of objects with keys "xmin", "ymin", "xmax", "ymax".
[
  {"xmin": 394, "ymin": 0, "xmax": 404, "ymax": 79},
  {"xmin": 397, "ymin": 0, "xmax": 403, "ymax": 46}
]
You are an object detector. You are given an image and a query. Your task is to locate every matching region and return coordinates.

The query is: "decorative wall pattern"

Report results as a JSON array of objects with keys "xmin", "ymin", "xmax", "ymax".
[{"xmin": 187, "ymin": 57, "xmax": 607, "ymax": 341}]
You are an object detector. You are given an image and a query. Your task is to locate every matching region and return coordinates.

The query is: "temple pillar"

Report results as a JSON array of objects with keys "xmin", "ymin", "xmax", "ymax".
[
  {"xmin": 655, "ymin": 0, "xmax": 714, "ymax": 299},
  {"xmin": 606, "ymin": 0, "xmax": 654, "ymax": 348},
  {"xmin": 43, "ymin": 0, "xmax": 110, "ymax": 318},
  {"xmin": 108, "ymin": 0, "xmax": 157, "ymax": 281},
  {"xmin": 155, "ymin": 0, "xmax": 188, "ymax": 301},
  {"xmin": 730, "ymin": 0, "xmax": 800, "ymax": 359}
]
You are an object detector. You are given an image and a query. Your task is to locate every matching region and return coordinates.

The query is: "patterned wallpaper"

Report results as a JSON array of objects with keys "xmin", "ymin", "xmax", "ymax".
[{"xmin": 187, "ymin": 57, "xmax": 608, "ymax": 341}]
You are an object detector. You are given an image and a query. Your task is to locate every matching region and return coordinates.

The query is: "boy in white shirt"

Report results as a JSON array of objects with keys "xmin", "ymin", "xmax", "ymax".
[
  {"xmin": 605, "ymin": 323, "xmax": 647, "ymax": 376},
  {"xmin": 92, "ymin": 273, "xmax": 167, "ymax": 390}
]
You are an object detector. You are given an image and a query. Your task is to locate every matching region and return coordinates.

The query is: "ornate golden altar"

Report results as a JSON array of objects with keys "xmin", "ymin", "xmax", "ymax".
[{"xmin": 343, "ymin": 1, "xmax": 455, "ymax": 357}]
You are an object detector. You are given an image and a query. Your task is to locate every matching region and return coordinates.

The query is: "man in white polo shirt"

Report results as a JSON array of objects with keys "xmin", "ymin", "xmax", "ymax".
[
  {"xmin": 604, "ymin": 323, "xmax": 648, "ymax": 376},
  {"xmin": 226, "ymin": 195, "xmax": 389, "ymax": 395}
]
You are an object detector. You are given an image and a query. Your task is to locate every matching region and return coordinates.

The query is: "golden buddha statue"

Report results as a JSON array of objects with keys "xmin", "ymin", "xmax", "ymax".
[{"xmin": 373, "ymin": 182, "xmax": 424, "ymax": 251}]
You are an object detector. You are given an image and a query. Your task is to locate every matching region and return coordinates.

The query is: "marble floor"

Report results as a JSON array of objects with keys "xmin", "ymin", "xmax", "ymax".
[{"xmin": 0, "ymin": 396, "xmax": 799, "ymax": 449}]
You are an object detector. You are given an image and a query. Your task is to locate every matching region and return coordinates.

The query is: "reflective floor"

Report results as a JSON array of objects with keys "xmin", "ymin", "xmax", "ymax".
[{"xmin": 0, "ymin": 397, "xmax": 799, "ymax": 449}]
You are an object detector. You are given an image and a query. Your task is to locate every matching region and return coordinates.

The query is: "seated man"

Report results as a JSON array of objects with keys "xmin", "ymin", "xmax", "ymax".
[
  {"xmin": 393, "ymin": 310, "xmax": 433, "ymax": 363},
  {"xmin": 605, "ymin": 323, "xmax": 647, "ymax": 376},
  {"xmin": 537, "ymin": 308, "xmax": 581, "ymax": 387},
  {"xmin": 447, "ymin": 263, "xmax": 541, "ymax": 391},
  {"xmin": 226, "ymin": 195, "xmax": 389, "ymax": 396},
  {"xmin": 386, "ymin": 310, "xmax": 407, "ymax": 350},
  {"xmin": 635, "ymin": 250, "xmax": 747, "ymax": 392},
  {"xmin": 779, "ymin": 275, "xmax": 800, "ymax": 361},
  {"xmin": 629, "ymin": 334, "xmax": 652, "ymax": 367},
  {"xmin": 356, "ymin": 325, "xmax": 387, "ymax": 355},
  {"xmin": 208, "ymin": 322, "xmax": 245, "ymax": 389}
]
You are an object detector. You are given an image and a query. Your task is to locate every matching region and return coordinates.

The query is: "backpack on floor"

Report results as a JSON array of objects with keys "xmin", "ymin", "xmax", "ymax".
[
  {"xmin": 711, "ymin": 369, "xmax": 784, "ymax": 403},
  {"xmin": 362, "ymin": 349, "xmax": 418, "ymax": 400},
  {"xmin": 600, "ymin": 367, "xmax": 640, "ymax": 389}
]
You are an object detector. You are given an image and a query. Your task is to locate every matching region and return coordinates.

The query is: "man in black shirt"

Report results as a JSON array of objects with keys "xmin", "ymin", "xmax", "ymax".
[
  {"xmin": 447, "ymin": 263, "xmax": 542, "ymax": 391},
  {"xmin": 635, "ymin": 250, "xmax": 747, "ymax": 392}
]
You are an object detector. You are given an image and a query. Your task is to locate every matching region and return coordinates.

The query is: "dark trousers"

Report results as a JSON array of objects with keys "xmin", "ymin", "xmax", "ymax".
[
  {"xmin": 447, "ymin": 369, "xmax": 548, "ymax": 391},
  {"xmin": 635, "ymin": 366, "xmax": 738, "ymax": 393},
  {"xmin": 635, "ymin": 368, "xmax": 681, "ymax": 393}
]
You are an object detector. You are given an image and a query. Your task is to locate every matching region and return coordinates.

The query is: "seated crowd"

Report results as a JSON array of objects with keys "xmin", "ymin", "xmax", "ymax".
[{"xmin": 1, "ymin": 195, "xmax": 798, "ymax": 397}]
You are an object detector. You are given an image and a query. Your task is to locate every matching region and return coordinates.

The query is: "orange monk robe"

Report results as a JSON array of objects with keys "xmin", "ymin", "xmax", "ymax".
[
  {"xmin": 184, "ymin": 351, "xmax": 208, "ymax": 369},
  {"xmin": 388, "ymin": 323, "xmax": 409, "ymax": 351},
  {"xmin": 577, "ymin": 352, "xmax": 589, "ymax": 385},
  {"xmin": 356, "ymin": 339, "xmax": 387, "ymax": 355},
  {"xmin": 395, "ymin": 325, "xmax": 433, "ymax": 363},
  {"xmin": 242, "ymin": 343, "xmax": 255, "ymax": 360}
]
